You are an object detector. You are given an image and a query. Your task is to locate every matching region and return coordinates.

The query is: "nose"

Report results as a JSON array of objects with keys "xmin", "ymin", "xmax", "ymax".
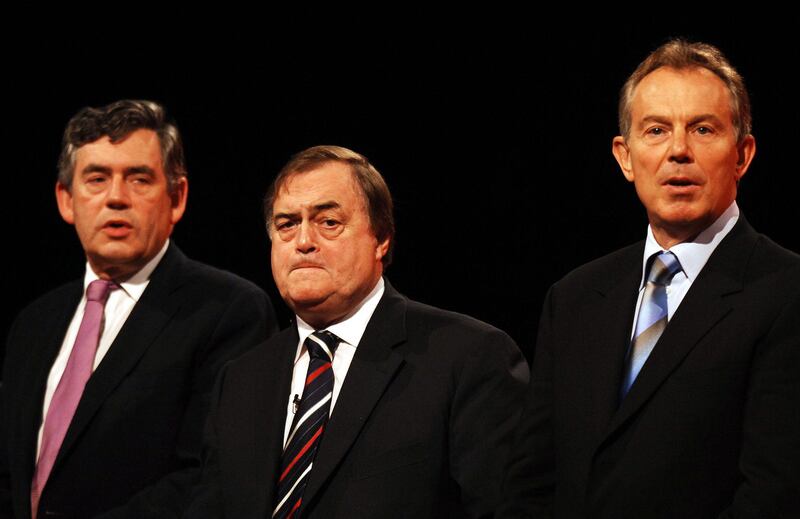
[
  {"xmin": 668, "ymin": 129, "xmax": 692, "ymax": 164},
  {"xmin": 295, "ymin": 221, "xmax": 318, "ymax": 254},
  {"xmin": 106, "ymin": 175, "xmax": 131, "ymax": 209}
]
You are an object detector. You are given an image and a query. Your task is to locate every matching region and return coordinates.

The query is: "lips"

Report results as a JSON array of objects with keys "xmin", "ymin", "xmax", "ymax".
[
  {"xmin": 291, "ymin": 263, "xmax": 324, "ymax": 270},
  {"xmin": 662, "ymin": 175, "xmax": 699, "ymax": 186},
  {"xmin": 102, "ymin": 219, "xmax": 133, "ymax": 238},
  {"xmin": 661, "ymin": 175, "xmax": 702, "ymax": 195}
]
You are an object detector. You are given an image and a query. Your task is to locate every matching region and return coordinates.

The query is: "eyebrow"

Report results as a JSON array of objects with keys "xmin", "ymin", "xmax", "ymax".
[
  {"xmin": 687, "ymin": 114, "xmax": 725, "ymax": 127},
  {"xmin": 272, "ymin": 201, "xmax": 342, "ymax": 221},
  {"xmin": 81, "ymin": 164, "xmax": 112, "ymax": 175},
  {"xmin": 80, "ymin": 164, "xmax": 157, "ymax": 175},
  {"xmin": 125, "ymin": 165, "xmax": 157, "ymax": 175},
  {"xmin": 639, "ymin": 114, "xmax": 726, "ymax": 127}
]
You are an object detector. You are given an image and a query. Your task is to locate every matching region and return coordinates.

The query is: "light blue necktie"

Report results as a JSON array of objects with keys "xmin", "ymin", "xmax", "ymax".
[{"xmin": 621, "ymin": 251, "xmax": 683, "ymax": 398}]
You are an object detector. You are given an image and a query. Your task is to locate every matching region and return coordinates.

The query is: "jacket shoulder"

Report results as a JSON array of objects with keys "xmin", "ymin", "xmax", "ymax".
[
  {"xmin": 748, "ymin": 232, "xmax": 800, "ymax": 271},
  {"xmin": 12, "ymin": 279, "xmax": 82, "ymax": 324},
  {"xmin": 226, "ymin": 326, "xmax": 295, "ymax": 369},
  {"xmin": 176, "ymin": 253, "xmax": 266, "ymax": 296},
  {"xmin": 398, "ymin": 295, "xmax": 522, "ymax": 369},
  {"xmin": 554, "ymin": 241, "xmax": 643, "ymax": 290}
]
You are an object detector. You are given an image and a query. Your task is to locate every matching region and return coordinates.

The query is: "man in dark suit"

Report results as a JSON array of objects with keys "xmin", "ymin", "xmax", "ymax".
[
  {"xmin": 499, "ymin": 40, "xmax": 800, "ymax": 518},
  {"xmin": 185, "ymin": 145, "xmax": 528, "ymax": 518},
  {"xmin": 0, "ymin": 100, "xmax": 278, "ymax": 519}
]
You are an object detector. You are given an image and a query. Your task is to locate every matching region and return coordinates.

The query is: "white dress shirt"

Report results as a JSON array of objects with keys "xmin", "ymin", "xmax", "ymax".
[
  {"xmin": 36, "ymin": 240, "xmax": 170, "ymax": 459},
  {"xmin": 282, "ymin": 277, "xmax": 385, "ymax": 447},
  {"xmin": 630, "ymin": 202, "xmax": 740, "ymax": 337}
]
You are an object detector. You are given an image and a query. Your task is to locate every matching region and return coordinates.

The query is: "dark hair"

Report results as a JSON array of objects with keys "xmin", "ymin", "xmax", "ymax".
[
  {"xmin": 58, "ymin": 100, "xmax": 187, "ymax": 193},
  {"xmin": 619, "ymin": 39, "xmax": 751, "ymax": 142},
  {"xmin": 264, "ymin": 145, "xmax": 395, "ymax": 266}
]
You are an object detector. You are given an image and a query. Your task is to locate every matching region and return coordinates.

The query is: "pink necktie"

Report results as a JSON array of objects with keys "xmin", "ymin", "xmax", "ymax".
[{"xmin": 31, "ymin": 279, "xmax": 115, "ymax": 518}]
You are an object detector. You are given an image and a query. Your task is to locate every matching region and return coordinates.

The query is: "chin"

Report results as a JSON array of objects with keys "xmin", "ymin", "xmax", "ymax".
[
  {"xmin": 93, "ymin": 239, "xmax": 139, "ymax": 257},
  {"xmin": 285, "ymin": 285, "xmax": 332, "ymax": 308},
  {"xmin": 656, "ymin": 203, "xmax": 708, "ymax": 226}
]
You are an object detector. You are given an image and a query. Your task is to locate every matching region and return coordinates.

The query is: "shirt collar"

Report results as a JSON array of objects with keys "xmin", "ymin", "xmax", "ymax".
[
  {"xmin": 83, "ymin": 239, "xmax": 171, "ymax": 302},
  {"xmin": 640, "ymin": 202, "xmax": 739, "ymax": 289},
  {"xmin": 295, "ymin": 277, "xmax": 386, "ymax": 356}
]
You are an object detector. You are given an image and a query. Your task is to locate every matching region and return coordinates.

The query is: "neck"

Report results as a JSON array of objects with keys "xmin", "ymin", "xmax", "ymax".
[
  {"xmin": 88, "ymin": 263, "xmax": 139, "ymax": 283},
  {"xmin": 650, "ymin": 228, "xmax": 698, "ymax": 249},
  {"xmin": 649, "ymin": 214, "xmax": 718, "ymax": 249}
]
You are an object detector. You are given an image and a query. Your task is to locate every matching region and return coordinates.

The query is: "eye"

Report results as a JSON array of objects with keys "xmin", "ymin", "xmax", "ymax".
[
  {"xmin": 646, "ymin": 127, "xmax": 665, "ymax": 136},
  {"xmin": 317, "ymin": 216, "xmax": 344, "ymax": 237},
  {"xmin": 275, "ymin": 220, "xmax": 295, "ymax": 231},
  {"xmin": 695, "ymin": 126, "xmax": 713, "ymax": 135},
  {"xmin": 129, "ymin": 173, "xmax": 154, "ymax": 185},
  {"xmin": 318, "ymin": 218, "xmax": 343, "ymax": 232}
]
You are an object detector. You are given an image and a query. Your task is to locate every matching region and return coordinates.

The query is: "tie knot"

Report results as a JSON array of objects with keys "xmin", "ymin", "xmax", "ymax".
[
  {"xmin": 86, "ymin": 279, "xmax": 116, "ymax": 303},
  {"xmin": 647, "ymin": 251, "xmax": 682, "ymax": 286},
  {"xmin": 305, "ymin": 330, "xmax": 340, "ymax": 362}
]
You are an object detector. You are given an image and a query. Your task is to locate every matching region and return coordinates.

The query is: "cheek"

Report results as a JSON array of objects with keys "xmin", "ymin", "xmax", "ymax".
[
  {"xmin": 270, "ymin": 245, "xmax": 300, "ymax": 282},
  {"xmin": 630, "ymin": 146, "xmax": 664, "ymax": 170},
  {"xmin": 72, "ymin": 205, "xmax": 97, "ymax": 231},
  {"xmin": 270, "ymin": 248, "xmax": 288, "ymax": 276}
]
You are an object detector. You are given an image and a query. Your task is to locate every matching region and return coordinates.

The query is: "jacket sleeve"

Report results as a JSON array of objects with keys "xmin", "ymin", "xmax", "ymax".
[
  {"xmin": 449, "ymin": 325, "xmax": 529, "ymax": 518},
  {"xmin": 719, "ymin": 288, "xmax": 800, "ymax": 518},
  {"xmin": 496, "ymin": 287, "xmax": 556, "ymax": 519},
  {"xmin": 96, "ymin": 284, "xmax": 278, "ymax": 519}
]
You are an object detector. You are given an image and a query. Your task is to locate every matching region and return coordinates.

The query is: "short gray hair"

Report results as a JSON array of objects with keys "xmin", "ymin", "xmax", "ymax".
[{"xmin": 619, "ymin": 39, "xmax": 751, "ymax": 143}]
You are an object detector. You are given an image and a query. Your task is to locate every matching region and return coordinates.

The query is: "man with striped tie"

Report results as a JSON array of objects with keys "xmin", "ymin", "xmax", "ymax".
[
  {"xmin": 499, "ymin": 40, "xmax": 800, "ymax": 518},
  {"xmin": 186, "ymin": 145, "xmax": 529, "ymax": 518}
]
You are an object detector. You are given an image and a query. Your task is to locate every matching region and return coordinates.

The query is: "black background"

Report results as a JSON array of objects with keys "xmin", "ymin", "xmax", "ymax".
[{"xmin": 4, "ymin": 18, "xmax": 799, "ymax": 363}]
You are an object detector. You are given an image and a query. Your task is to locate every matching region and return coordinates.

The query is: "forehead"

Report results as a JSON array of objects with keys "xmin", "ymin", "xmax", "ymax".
[
  {"xmin": 631, "ymin": 66, "xmax": 733, "ymax": 121},
  {"xmin": 274, "ymin": 162, "xmax": 365, "ymax": 211},
  {"xmin": 75, "ymin": 128, "xmax": 163, "ymax": 169}
]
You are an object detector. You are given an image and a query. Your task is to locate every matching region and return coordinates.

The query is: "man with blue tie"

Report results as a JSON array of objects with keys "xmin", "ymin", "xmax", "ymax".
[{"xmin": 499, "ymin": 39, "xmax": 800, "ymax": 518}]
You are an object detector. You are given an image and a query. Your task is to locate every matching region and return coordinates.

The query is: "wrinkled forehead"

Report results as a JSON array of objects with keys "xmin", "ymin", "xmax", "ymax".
[
  {"xmin": 74, "ymin": 129, "xmax": 163, "ymax": 166},
  {"xmin": 631, "ymin": 66, "xmax": 735, "ymax": 118},
  {"xmin": 273, "ymin": 163, "xmax": 366, "ymax": 213}
]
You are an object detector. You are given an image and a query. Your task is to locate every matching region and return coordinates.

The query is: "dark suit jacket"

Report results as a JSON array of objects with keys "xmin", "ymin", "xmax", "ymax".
[
  {"xmin": 499, "ymin": 218, "xmax": 800, "ymax": 518},
  {"xmin": 185, "ymin": 281, "xmax": 529, "ymax": 518},
  {"xmin": 0, "ymin": 244, "xmax": 279, "ymax": 519}
]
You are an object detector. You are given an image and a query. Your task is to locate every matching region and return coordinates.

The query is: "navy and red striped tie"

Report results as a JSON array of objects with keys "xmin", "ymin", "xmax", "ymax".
[{"xmin": 273, "ymin": 330, "xmax": 340, "ymax": 519}]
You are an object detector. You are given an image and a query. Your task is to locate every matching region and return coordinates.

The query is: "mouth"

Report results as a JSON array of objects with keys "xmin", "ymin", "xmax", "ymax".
[
  {"xmin": 662, "ymin": 176, "xmax": 701, "ymax": 194},
  {"xmin": 663, "ymin": 177, "xmax": 697, "ymax": 187},
  {"xmin": 292, "ymin": 264, "xmax": 324, "ymax": 270},
  {"xmin": 102, "ymin": 220, "xmax": 133, "ymax": 237}
]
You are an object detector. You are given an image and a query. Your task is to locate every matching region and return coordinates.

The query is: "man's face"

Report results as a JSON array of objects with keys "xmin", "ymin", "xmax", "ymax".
[
  {"xmin": 56, "ymin": 128, "xmax": 187, "ymax": 280},
  {"xmin": 612, "ymin": 66, "xmax": 755, "ymax": 247},
  {"xmin": 270, "ymin": 162, "xmax": 389, "ymax": 328}
]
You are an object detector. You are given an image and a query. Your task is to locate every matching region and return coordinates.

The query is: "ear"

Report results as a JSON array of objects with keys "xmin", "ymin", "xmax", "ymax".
[
  {"xmin": 170, "ymin": 177, "xmax": 189, "ymax": 224},
  {"xmin": 734, "ymin": 134, "xmax": 756, "ymax": 181},
  {"xmin": 612, "ymin": 136, "xmax": 635, "ymax": 182},
  {"xmin": 375, "ymin": 237, "xmax": 390, "ymax": 262},
  {"xmin": 55, "ymin": 181, "xmax": 75, "ymax": 225}
]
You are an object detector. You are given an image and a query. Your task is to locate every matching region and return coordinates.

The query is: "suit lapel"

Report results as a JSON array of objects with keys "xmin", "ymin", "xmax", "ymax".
[
  {"xmin": 301, "ymin": 282, "xmax": 406, "ymax": 507},
  {"xmin": 52, "ymin": 245, "xmax": 188, "ymax": 471},
  {"xmin": 256, "ymin": 328, "xmax": 298, "ymax": 509},
  {"xmin": 600, "ymin": 220, "xmax": 755, "ymax": 444},
  {"xmin": 14, "ymin": 282, "xmax": 83, "ymax": 494},
  {"xmin": 580, "ymin": 246, "xmax": 643, "ymax": 437}
]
